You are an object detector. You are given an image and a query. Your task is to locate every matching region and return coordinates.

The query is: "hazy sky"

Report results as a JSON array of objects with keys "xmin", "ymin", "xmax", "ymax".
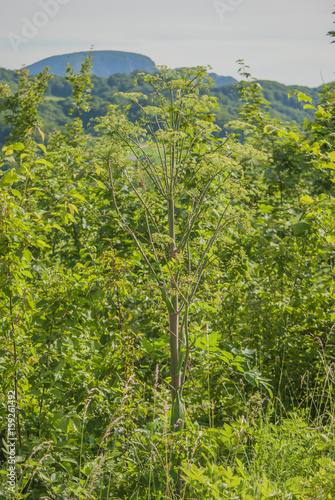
[{"xmin": 0, "ymin": 0, "xmax": 334, "ymax": 87}]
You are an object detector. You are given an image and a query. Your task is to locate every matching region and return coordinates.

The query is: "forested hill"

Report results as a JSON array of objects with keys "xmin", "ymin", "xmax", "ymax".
[
  {"xmin": 209, "ymin": 73, "xmax": 237, "ymax": 86},
  {"xmin": 0, "ymin": 65, "xmax": 323, "ymax": 143},
  {"xmin": 24, "ymin": 50, "xmax": 156, "ymax": 77}
]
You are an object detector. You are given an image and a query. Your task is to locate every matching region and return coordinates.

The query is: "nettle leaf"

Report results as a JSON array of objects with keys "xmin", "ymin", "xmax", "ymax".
[
  {"xmin": 23, "ymin": 297, "xmax": 35, "ymax": 310},
  {"xmin": 11, "ymin": 189, "xmax": 22, "ymax": 200},
  {"xmin": 292, "ymin": 222, "xmax": 310, "ymax": 235},
  {"xmin": 36, "ymin": 158, "xmax": 53, "ymax": 167},
  {"xmin": 71, "ymin": 192, "xmax": 86, "ymax": 202},
  {"xmin": 38, "ymin": 143, "xmax": 47, "ymax": 154},
  {"xmin": 195, "ymin": 333, "xmax": 219, "ymax": 352},
  {"xmin": 68, "ymin": 203, "xmax": 79, "ymax": 215},
  {"xmin": 258, "ymin": 204, "xmax": 274, "ymax": 213},
  {"xmin": 23, "ymin": 249, "xmax": 32, "ymax": 262},
  {"xmin": 21, "ymin": 270, "xmax": 33, "ymax": 279},
  {"xmin": 95, "ymin": 180, "xmax": 106, "ymax": 189},
  {"xmin": 1, "ymin": 168, "xmax": 19, "ymax": 185},
  {"xmin": 244, "ymin": 371, "xmax": 257, "ymax": 386},
  {"xmin": 141, "ymin": 337, "xmax": 153, "ymax": 352},
  {"xmin": 218, "ymin": 350, "xmax": 234, "ymax": 364},
  {"xmin": 60, "ymin": 417, "xmax": 72, "ymax": 434},
  {"xmin": 36, "ymin": 239, "xmax": 50, "ymax": 248},
  {"xmin": 304, "ymin": 104, "xmax": 316, "ymax": 110}
]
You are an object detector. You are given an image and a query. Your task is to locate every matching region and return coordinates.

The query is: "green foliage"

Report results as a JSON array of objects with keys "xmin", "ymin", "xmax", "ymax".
[
  {"xmin": 0, "ymin": 67, "xmax": 52, "ymax": 145},
  {"xmin": 65, "ymin": 53, "xmax": 93, "ymax": 116},
  {"xmin": 93, "ymin": 66, "xmax": 256, "ymax": 451},
  {"xmin": 0, "ymin": 40, "xmax": 334, "ymax": 499},
  {"xmin": 182, "ymin": 409, "xmax": 335, "ymax": 499},
  {"xmin": 0, "ymin": 65, "xmax": 322, "ymax": 147},
  {"xmin": 327, "ymin": 9, "xmax": 335, "ymax": 42}
]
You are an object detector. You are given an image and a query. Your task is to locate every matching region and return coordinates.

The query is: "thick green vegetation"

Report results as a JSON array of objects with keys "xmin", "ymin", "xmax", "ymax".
[
  {"xmin": 0, "ymin": 49, "xmax": 334, "ymax": 499},
  {"xmin": 0, "ymin": 64, "xmax": 322, "ymax": 146}
]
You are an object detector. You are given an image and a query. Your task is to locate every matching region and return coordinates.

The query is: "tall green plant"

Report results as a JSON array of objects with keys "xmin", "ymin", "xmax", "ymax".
[{"xmin": 94, "ymin": 67, "xmax": 251, "ymax": 439}]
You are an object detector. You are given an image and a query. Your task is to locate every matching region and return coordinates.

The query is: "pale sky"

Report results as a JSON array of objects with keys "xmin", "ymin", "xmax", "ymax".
[{"xmin": 0, "ymin": 0, "xmax": 334, "ymax": 87}]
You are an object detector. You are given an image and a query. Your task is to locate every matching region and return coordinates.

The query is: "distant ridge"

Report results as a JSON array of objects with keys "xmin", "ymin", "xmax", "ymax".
[
  {"xmin": 208, "ymin": 73, "xmax": 237, "ymax": 86},
  {"xmin": 23, "ymin": 51, "xmax": 239, "ymax": 88},
  {"xmin": 25, "ymin": 50, "xmax": 156, "ymax": 77}
]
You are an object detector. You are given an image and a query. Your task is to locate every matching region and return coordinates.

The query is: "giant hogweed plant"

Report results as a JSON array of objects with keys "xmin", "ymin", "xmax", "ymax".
[{"xmin": 93, "ymin": 67, "xmax": 256, "ymax": 448}]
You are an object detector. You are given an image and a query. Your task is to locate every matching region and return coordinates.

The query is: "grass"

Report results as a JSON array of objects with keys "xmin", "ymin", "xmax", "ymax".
[{"xmin": 4, "ymin": 341, "xmax": 334, "ymax": 499}]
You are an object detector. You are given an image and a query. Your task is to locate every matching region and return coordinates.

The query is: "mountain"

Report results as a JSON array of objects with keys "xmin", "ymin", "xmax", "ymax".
[
  {"xmin": 24, "ymin": 50, "xmax": 156, "ymax": 77},
  {"xmin": 24, "ymin": 51, "xmax": 238, "ymax": 85},
  {"xmin": 209, "ymin": 73, "xmax": 237, "ymax": 86}
]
